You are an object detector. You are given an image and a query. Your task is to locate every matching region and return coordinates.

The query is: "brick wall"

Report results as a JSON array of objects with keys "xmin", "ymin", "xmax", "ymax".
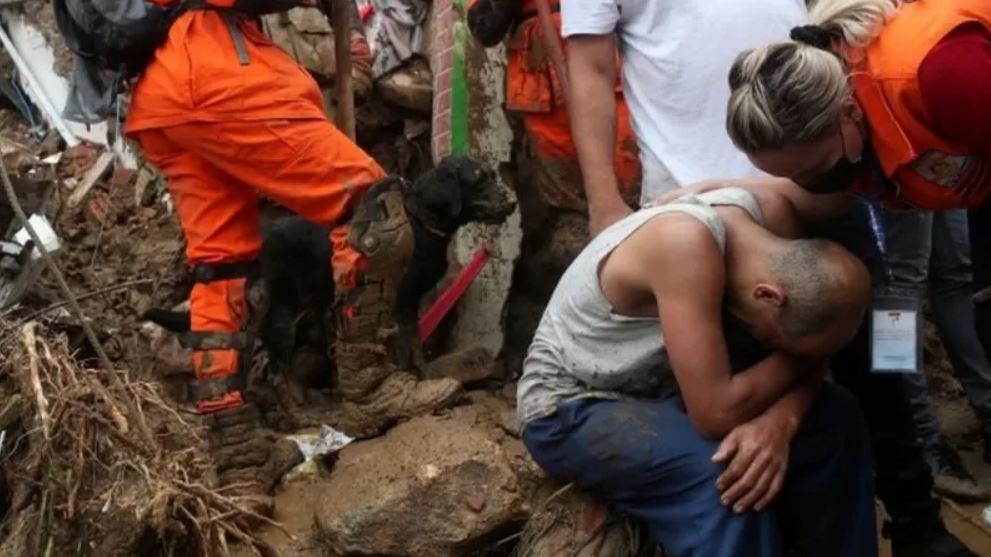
[{"xmin": 430, "ymin": 0, "xmax": 455, "ymax": 163}]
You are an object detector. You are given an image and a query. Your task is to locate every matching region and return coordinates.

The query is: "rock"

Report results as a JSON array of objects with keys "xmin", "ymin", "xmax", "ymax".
[
  {"xmin": 314, "ymin": 409, "xmax": 527, "ymax": 557},
  {"xmin": 377, "ymin": 59, "xmax": 433, "ymax": 113},
  {"xmin": 425, "ymin": 347, "xmax": 497, "ymax": 385}
]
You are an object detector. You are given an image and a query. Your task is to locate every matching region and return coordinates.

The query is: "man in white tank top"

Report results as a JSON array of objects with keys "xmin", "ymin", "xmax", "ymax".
[{"xmin": 519, "ymin": 187, "xmax": 876, "ymax": 555}]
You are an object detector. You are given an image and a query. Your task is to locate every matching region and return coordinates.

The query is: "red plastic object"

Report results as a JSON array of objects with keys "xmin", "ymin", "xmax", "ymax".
[
  {"xmin": 418, "ymin": 244, "xmax": 491, "ymax": 342},
  {"xmin": 358, "ymin": 3, "xmax": 374, "ymax": 23}
]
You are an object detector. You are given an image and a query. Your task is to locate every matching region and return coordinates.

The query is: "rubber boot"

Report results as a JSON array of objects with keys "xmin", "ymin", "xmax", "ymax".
[
  {"xmin": 333, "ymin": 179, "xmax": 461, "ymax": 438},
  {"xmin": 202, "ymin": 403, "xmax": 303, "ymax": 524},
  {"xmin": 187, "ymin": 273, "xmax": 302, "ymax": 513},
  {"xmin": 335, "ymin": 365, "xmax": 461, "ymax": 438}
]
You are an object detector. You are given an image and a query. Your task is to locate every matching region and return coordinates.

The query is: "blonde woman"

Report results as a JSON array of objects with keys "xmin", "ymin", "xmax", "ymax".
[{"xmin": 718, "ymin": 1, "xmax": 990, "ymax": 555}]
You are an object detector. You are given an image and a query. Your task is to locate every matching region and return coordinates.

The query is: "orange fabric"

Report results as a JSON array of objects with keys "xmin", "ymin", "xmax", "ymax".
[
  {"xmin": 505, "ymin": 8, "xmax": 639, "ymax": 210},
  {"xmin": 190, "ymin": 278, "xmax": 248, "ymax": 381},
  {"xmin": 135, "ymin": 118, "xmax": 383, "ymax": 382},
  {"xmin": 523, "ymin": 94, "xmax": 639, "ymax": 196},
  {"xmin": 134, "ymin": 118, "xmax": 383, "ymax": 262},
  {"xmin": 505, "ymin": 12, "xmax": 622, "ymax": 113},
  {"xmin": 851, "ymin": 0, "xmax": 991, "ymax": 209},
  {"xmin": 331, "ymin": 224, "xmax": 367, "ymax": 290},
  {"xmin": 125, "ymin": 10, "xmax": 327, "ymax": 133},
  {"xmin": 197, "ymin": 392, "xmax": 245, "ymax": 413}
]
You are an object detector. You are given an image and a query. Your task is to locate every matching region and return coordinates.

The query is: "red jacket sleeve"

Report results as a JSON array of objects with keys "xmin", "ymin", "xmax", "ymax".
[{"xmin": 918, "ymin": 22, "xmax": 991, "ymax": 160}]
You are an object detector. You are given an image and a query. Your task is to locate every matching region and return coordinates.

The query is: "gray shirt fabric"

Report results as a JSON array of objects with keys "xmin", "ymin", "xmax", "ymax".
[{"xmin": 517, "ymin": 188, "xmax": 764, "ymax": 426}]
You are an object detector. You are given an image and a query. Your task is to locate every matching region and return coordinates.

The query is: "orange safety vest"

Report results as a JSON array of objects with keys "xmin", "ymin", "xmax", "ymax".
[
  {"xmin": 504, "ymin": 0, "xmax": 622, "ymax": 113},
  {"xmin": 851, "ymin": 0, "xmax": 991, "ymax": 210}
]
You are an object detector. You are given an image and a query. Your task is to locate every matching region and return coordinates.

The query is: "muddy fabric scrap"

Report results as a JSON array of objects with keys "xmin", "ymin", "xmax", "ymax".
[{"xmin": 358, "ymin": 0, "xmax": 428, "ymax": 78}]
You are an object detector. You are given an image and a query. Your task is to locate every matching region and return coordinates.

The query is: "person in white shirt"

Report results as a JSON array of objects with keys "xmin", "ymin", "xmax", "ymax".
[{"xmin": 562, "ymin": 0, "xmax": 805, "ymax": 235}]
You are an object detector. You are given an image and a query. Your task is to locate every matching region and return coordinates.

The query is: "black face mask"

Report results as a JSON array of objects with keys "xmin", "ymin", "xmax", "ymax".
[
  {"xmin": 797, "ymin": 156, "xmax": 865, "ymax": 194},
  {"xmin": 794, "ymin": 124, "xmax": 866, "ymax": 194}
]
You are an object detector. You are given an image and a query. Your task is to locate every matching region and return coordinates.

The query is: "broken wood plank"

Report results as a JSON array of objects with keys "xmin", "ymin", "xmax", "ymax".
[{"xmin": 67, "ymin": 151, "xmax": 114, "ymax": 210}]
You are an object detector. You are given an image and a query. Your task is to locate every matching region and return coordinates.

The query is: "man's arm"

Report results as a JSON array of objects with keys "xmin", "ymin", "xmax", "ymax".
[
  {"xmin": 712, "ymin": 372, "xmax": 824, "ymax": 512},
  {"xmin": 647, "ymin": 177, "xmax": 854, "ymax": 225},
  {"xmin": 567, "ymin": 34, "xmax": 630, "ymax": 235},
  {"xmin": 636, "ymin": 217, "xmax": 811, "ymax": 437}
]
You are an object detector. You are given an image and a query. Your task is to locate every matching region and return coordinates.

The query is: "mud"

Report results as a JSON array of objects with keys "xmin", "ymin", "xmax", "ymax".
[{"xmin": 908, "ymin": 316, "xmax": 991, "ymax": 554}]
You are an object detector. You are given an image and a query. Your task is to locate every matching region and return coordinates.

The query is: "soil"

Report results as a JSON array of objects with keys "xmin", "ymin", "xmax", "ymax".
[{"xmin": 901, "ymin": 319, "xmax": 991, "ymax": 556}]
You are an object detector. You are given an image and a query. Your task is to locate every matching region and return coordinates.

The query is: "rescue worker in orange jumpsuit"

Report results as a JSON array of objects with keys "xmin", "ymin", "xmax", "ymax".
[
  {"xmin": 467, "ymin": 0, "xmax": 639, "ymax": 215},
  {"xmin": 466, "ymin": 0, "xmax": 640, "ymax": 373},
  {"xmin": 126, "ymin": 1, "xmax": 459, "ymax": 498}
]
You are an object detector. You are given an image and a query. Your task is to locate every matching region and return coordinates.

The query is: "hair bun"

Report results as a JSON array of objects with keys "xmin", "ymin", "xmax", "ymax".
[{"xmin": 790, "ymin": 25, "xmax": 833, "ymax": 50}]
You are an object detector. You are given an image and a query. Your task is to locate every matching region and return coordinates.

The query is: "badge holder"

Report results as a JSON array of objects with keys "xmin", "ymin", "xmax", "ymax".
[{"xmin": 870, "ymin": 290, "xmax": 921, "ymax": 374}]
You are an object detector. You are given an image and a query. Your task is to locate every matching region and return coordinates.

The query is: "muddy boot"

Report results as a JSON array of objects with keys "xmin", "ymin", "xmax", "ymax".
[
  {"xmin": 202, "ymin": 403, "xmax": 303, "ymax": 519},
  {"xmin": 334, "ymin": 341, "xmax": 460, "ymax": 438},
  {"xmin": 926, "ymin": 438, "xmax": 989, "ymax": 503},
  {"xmin": 333, "ymin": 179, "xmax": 462, "ymax": 438}
]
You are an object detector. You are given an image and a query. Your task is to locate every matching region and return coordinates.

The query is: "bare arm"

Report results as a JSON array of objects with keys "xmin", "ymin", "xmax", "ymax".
[
  {"xmin": 759, "ymin": 371, "xmax": 824, "ymax": 438},
  {"xmin": 567, "ymin": 34, "xmax": 630, "ymax": 234},
  {"xmin": 636, "ymin": 218, "xmax": 812, "ymax": 437},
  {"xmin": 711, "ymin": 371, "xmax": 826, "ymax": 512},
  {"xmin": 647, "ymin": 177, "xmax": 855, "ymax": 225}
]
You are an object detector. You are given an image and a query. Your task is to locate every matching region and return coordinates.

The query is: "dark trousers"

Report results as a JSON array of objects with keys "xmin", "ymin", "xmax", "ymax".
[
  {"xmin": 970, "ymin": 204, "xmax": 991, "ymax": 370},
  {"xmin": 522, "ymin": 384, "xmax": 877, "ymax": 557},
  {"xmin": 812, "ymin": 205, "xmax": 943, "ymax": 534}
]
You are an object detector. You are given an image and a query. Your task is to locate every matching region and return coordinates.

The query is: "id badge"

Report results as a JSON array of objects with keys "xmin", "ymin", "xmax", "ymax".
[{"xmin": 870, "ymin": 293, "xmax": 921, "ymax": 374}]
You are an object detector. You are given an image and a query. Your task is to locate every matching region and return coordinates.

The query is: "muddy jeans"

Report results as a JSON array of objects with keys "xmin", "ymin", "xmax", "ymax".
[
  {"xmin": 885, "ymin": 209, "xmax": 991, "ymax": 445},
  {"xmin": 522, "ymin": 384, "xmax": 876, "ymax": 557}
]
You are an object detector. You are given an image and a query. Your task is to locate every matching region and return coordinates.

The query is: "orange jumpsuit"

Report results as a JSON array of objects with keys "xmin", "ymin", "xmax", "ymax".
[
  {"xmin": 504, "ymin": 0, "xmax": 640, "ymax": 211},
  {"xmin": 126, "ymin": 4, "xmax": 382, "ymax": 411}
]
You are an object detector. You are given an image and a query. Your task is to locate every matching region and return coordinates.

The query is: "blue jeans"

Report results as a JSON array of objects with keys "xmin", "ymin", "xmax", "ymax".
[
  {"xmin": 883, "ymin": 209, "xmax": 991, "ymax": 444},
  {"xmin": 522, "ymin": 384, "xmax": 877, "ymax": 557}
]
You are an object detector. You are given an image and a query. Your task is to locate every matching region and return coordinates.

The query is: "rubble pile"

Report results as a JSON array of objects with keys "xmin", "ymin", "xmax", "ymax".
[
  {"xmin": 0, "ymin": 5, "xmax": 599, "ymax": 557},
  {"xmin": 0, "ymin": 321, "xmax": 277, "ymax": 557}
]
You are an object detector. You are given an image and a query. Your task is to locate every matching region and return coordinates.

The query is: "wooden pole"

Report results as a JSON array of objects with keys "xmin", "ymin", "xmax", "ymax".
[{"xmin": 324, "ymin": 0, "xmax": 356, "ymax": 140}]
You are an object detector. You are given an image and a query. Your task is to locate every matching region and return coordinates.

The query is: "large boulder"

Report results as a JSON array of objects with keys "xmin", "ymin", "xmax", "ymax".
[{"xmin": 313, "ymin": 400, "xmax": 529, "ymax": 556}]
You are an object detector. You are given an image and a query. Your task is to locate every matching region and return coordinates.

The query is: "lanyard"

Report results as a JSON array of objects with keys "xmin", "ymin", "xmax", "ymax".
[{"xmin": 860, "ymin": 148, "xmax": 896, "ymax": 286}]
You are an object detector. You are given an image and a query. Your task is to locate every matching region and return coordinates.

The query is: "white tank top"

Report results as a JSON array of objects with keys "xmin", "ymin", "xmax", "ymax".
[{"xmin": 517, "ymin": 188, "xmax": 764, "ymax": 426}]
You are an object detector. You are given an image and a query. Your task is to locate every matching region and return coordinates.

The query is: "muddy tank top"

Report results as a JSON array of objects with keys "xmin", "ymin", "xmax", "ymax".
[{"xmin": 517, "ymin": 187, "xmax": 763, "ymax": 426}]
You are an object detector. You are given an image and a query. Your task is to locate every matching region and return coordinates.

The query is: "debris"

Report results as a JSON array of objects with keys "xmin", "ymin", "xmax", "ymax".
[
  {"xmin": 288, "ymin": 424, "xmax": 354, "ymax": 460},
  {"xmin": 377, "ymin": 58, "xmax": 433, "ymax": 113},
  {"xmin": 0, "ymin": 12, "xmax": 78, "ymax": 147},
  {"xmin": 518, "ymin": 484, "xmax": 655, "ymax": 557},
  {"xmin": 1, "ymin": 214, "xmax": 59, "ymax": 309},
  {"xmin": 425, "ymin": 346, "xmax": 497, "ymax": 385},
  {"xmin": 66, "ymin": 150, "xmax": 113, "ymax": 209},
  {"xmin": 313, "ymin": 410, "xmax": 528, "ymax": 557},
  {"xmin": 12, "ymin": 213, "xmax": 59, "ymax": 260},
  {"xmin": 0, "ymin": 321, "xmax": 281, "ymax": 556},
  {"xmin": 358, "ymin": 0, "xmax": 428, "ymax": 78}
]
